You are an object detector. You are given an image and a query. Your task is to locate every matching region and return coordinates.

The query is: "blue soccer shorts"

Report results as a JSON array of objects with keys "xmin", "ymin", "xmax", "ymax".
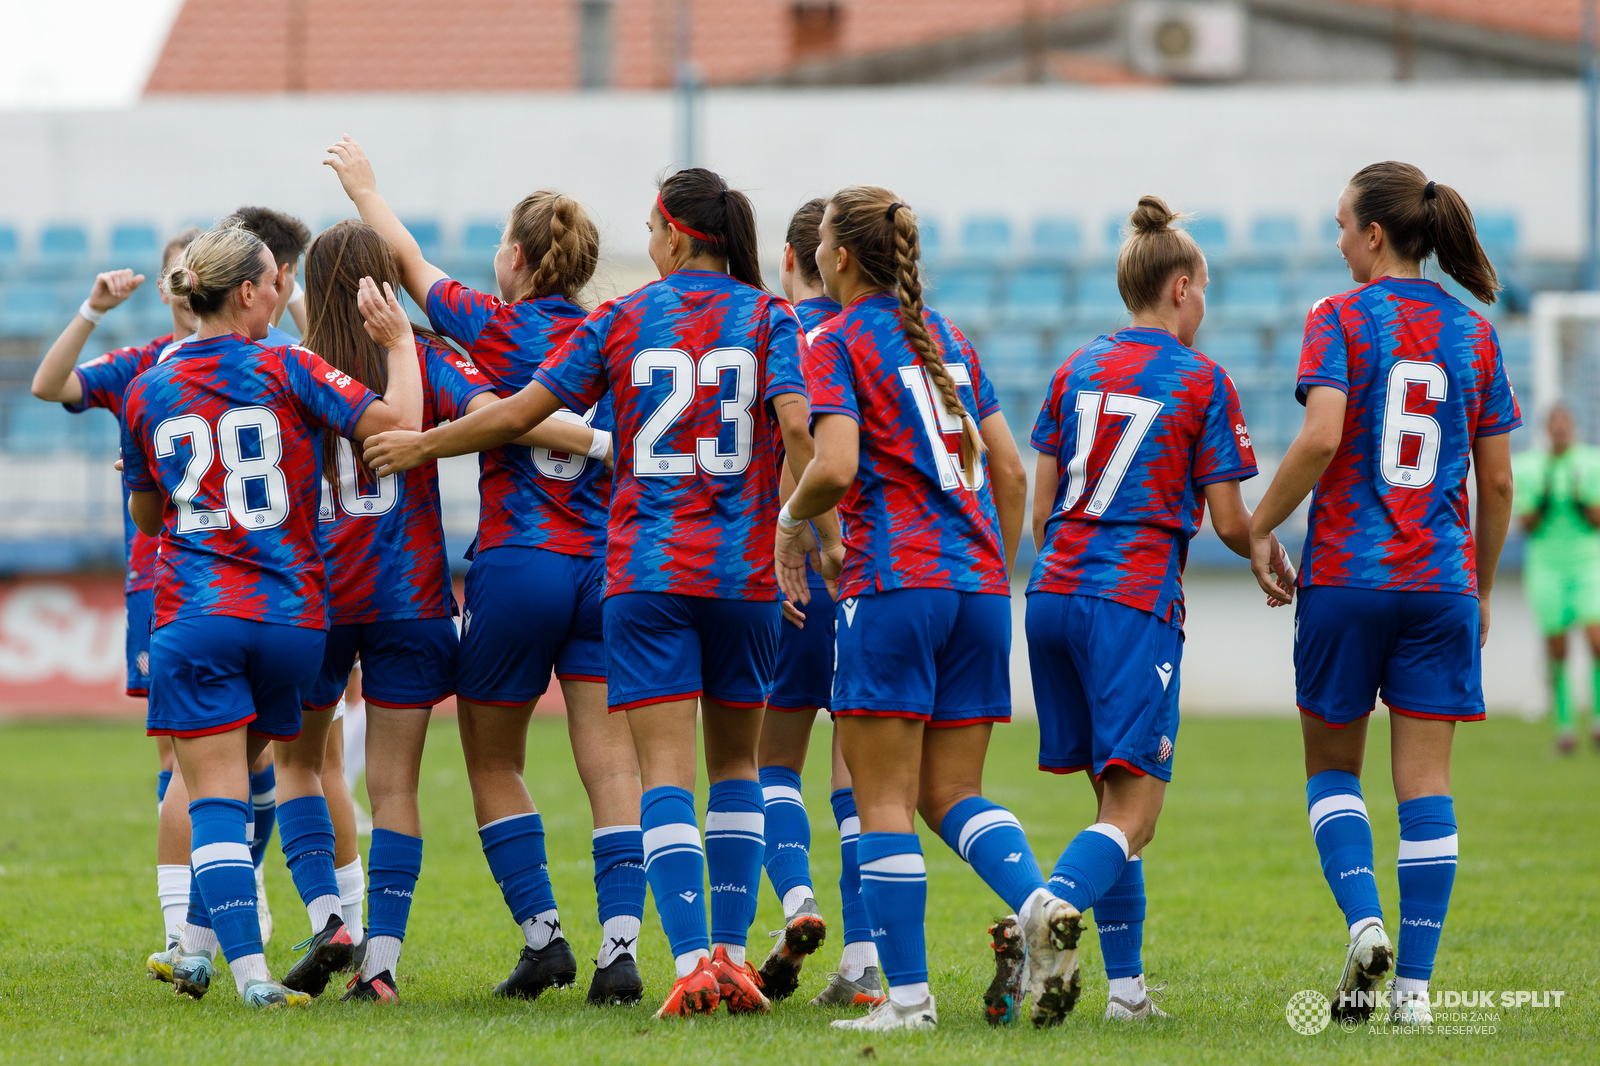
[
  {"xmin": 831, "ymin": 587, "xmax": 1011, "ymax": 727},
  {"xmin": 125, "ymin": 587, "xmax": 154, "ymax": 698},
  {"xmin": 1026, "ymin": 591, "xmax": 1181, "ymax": 782},
  {"xmin": 603, "ymin": 592, "xmax": 780, "ymax": 711},
  {"xmin": 770, "ymin": 589, "xmax": 835, "ymax": 712},
  {"xmin": 305, "ymin": 616, "xmax": 459, "ymax": 711},
  {"xmin": 1295, "ymin": 584, "xmax": 1484, "ymax": 727},
  {"xmin": 457, "ymin": 545, "xmax": 606, "ymax": 707},
  {"xmin": 146, "ymin": 615, "xmax": 326, "ymax": 741}
]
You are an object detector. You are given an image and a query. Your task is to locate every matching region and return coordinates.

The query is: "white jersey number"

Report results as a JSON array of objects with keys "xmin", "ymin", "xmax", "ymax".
[
  {"xmin": 631, "ymin": 347, "xmax": 757, "ymax": 478},
  {"xmin": 153, "ymin": 406, "xmax": 291, "ymax": 532},
  {"xmin": 898, "ymin": 363, "xmax": 984, "ymax": 492},
  {"xmin": 1380, "ymin": 360, "xmax": 1447, "ymax": 489},
  {"xmin": 319, "ymin": 437, "xmax": 401, "ymax": 520},
  {"xmin": 1059, "ymin": 390, "xmax": 1164, "ymax": 516},
  {"xmin": 532, "ymin": 407, "xmax": 598, "ymax": 482}
]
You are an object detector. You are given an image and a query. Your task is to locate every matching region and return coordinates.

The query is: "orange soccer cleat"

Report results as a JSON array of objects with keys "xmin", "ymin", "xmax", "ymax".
[
  {"xmin": 711, "ymin": 945, "xmax": 772, "ymax": 1015},
  {"xmin": 653, "ymin": 955, "xmax": 722, "ymax": 1019}
]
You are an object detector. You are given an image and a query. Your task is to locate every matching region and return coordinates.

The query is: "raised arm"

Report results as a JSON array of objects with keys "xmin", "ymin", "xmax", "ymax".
[
  {"xmin": 31, "ymin": 270, "xmax": 145, "ymax": 404},
  {"xmin": 365, "ymin": 378, "xmax": 566, "ymax": 478},
  {"xmin": 1471, "ymin": 431, "xmax": 1515, "ymax": 646},
  {"xmin": 348, "ymin": 279, "xmax": 425, "ymax": 439},
  {"xmin": 324, "ymin": 136, "xmax": 448, "ymax": 309}
]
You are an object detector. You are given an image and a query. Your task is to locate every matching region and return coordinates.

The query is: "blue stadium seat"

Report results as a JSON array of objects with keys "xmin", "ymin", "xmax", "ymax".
[
  {"xmin": 1497, "ymin": 323, "xmax": 1532, "ymax": 397},
  {"xmin": 402, "ymin": 219, "xmax": 444, "ymax": 263},
  {"xmin": 1053, "ymin": 329, "xmax": 1103, "ymax": 365},
  {"xmin": 919, "ymin": 218, "xmax": 942, "ymax": 260},
  {"xmin": 110, "ymin": 224, "xmax": 161, "ymax": 269},
  {"xmin": 0, "ymin": 282, "xmax": 62, "ymax": 337},
  {"xmin": 1183, "ymin": 216, "xmax": 1229, "ymax": 259},
  {"xmin": 1316, "ymin": 216, "xmax": 1342, "ymax": 257},
  {"xmin": 1250, "ymin": 216, "xmax": 1301, "ymax": 257},
  {"xmin": 123, "ymin": 281, "xmax": 171, "ymax": 337},
  {"xmin": 1293, "ymin": 266, "xmax": 1358, "ymax": 313},
  {"xmin": 1031, "ymin": 218, "xmax": 1082, "ymax": 262},
  {"xmin": 463, "ymin": 221, "xmax": 502, "ymax": 260},
  {"xmin": 1195, "ymin": 327, "xmax": 1264, "ymax": 375},
  {"xmin": 962, "ymin": 216, "xmax": 1013, "ymax": 261},
  {"xmin": 79, "ymin": 407, "xmax": 121, "ymax": 453},
  {"xmin": 979, "ymin": 329, "xmax": 1046, "ymax": 391},
  {"xmin": 0, "ymin": 226, "xmax": 19, "ymax": 276},
  {"xmin": 38, "ymin": 224, "xmax": 90, "ymax": 276},
  {"xmin": 1072, "ymin": 269, "xmax": 1126, "ymax": 329},
  {"xmin": 1103, "ymin": 217, "xmax": 1125, "ymax": 256},
  {"xmin": 1216, "ymin": 265, "xmax": 1287, "ymax": 325},
  {"xmin": 927, "ymin": 264, "xmax": 996, "ymax": 330},
  {"xmin": 1475, "ymin": 212, "xmax": 1518, "ymax": 264},
  {"xmin": 999, "ymin": 265, "xmax": 1068, "ymax": 328},
  {"xmin": 5, "ymin": 397, "xmax": 77, "ymax": 454}
]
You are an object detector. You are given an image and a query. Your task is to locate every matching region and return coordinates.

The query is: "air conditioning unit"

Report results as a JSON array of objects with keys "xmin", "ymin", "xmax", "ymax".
[{"xmin": 1127, "ymin": 1, "xmax": 1247, "ymax": 80}]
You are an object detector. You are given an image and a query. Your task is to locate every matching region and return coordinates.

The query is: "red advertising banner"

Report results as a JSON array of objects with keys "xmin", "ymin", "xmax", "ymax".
[{"xmin": 0, "ymin": 575, "xmax": 565, "ymax": 717}]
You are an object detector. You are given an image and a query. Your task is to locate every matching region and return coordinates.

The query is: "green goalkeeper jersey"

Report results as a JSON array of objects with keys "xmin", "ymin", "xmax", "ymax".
[{"xmin": 1513, "ymin": 444, "xmax": 1600, "ymax": 567}]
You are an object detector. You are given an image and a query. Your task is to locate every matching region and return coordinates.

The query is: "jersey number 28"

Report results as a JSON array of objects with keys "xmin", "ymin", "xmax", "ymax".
[{"xmin": 153, "ymin": 407, "xmax": 290, "ymax": 533}]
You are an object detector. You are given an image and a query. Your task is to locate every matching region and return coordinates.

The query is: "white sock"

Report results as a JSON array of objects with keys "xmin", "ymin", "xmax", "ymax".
[
  {"xmin": 156, "ymin": 865, "xmax": 191, "ymax": 942},
  {"xmin": 363, "ymin": 934, "xmax": 403, "ymax": 979},
  {"xmin": 839, "ymin": 939, "xmax": 878, "ymax": 982},
  {"xmin": 781, "ymin": 885, "xmax": 814, "ymax": 921},
  {"xmin": 674, "ymin": 948, "xmax": 709, "ymax": 978},
  {"xmin": 1109, "ymin": 974, "xmax": 1145, "ymax": 1000},
  {"xmin": 889, "ymin": 981, "xmax": 929, "ymax": 1007},
  {"xmin": 713, "ymin": 942, "xmax": 745, "ymax": 966},
  {"xmin": 597, "ymin": 915, "xmax": 641, "ymax": 968},
  {"xmin": 522, "ymin": 908, "xmax": 562, "ymax": 950},
  {"xmin": 1350, "ymin": 917, "xmax": 1384, "ymax": 942},
  {"xmin": 335, "ymin": 858, "xmax": 365, "ymax": 945},
  {"xmin": 1395, "ymin": 976, "xmax": 1429, "ymax": 998},
  {"xmin": 1019, "ymin": 885, "xmax": 1055, "ymax": 929},
  {"xmin": 180, "ymin": 923, "xmax": 219, "ymax": 956},
  {"xmin": 231, "ymin": 952, "xmax": 270, "ymax": 993},
  {"xmin": 307, "ymin": 893, "xmax": 342, "ymax": 934},
  {"xmin": 342, "ymin": 700, "xmax": 367, "ymax": 790}
]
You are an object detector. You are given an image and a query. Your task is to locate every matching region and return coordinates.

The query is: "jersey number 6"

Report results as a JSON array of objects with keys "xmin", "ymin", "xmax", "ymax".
[
  {"xmin": 153, "ymin": 406, "xmax": 291, "ymax": 533},
  {"xmin": 1380, "ymin": 360, "xmax": 1446, "ymax": 489}
]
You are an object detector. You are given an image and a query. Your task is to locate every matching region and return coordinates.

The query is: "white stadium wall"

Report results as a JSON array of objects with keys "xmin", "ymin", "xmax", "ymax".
[{"xmin": 0, "ymin": 82, "xmax": 1583, "ymax": 262}]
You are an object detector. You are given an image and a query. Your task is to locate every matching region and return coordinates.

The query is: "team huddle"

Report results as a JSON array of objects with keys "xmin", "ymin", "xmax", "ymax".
[{"xmin": 32, "ymin": 143, "xmax": 1518, "ymax": 1029}]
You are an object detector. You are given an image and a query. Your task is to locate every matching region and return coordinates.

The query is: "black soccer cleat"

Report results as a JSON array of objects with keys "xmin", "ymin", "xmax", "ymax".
[
  {"xmin": 342, "ymin": 968, "xmax": 399, "ymax": 1003},
  {"xmin": 495, "ymin": 938, "xmax": 578, "ymax": 1000},
  {"xmin": 587, "ymin": 953, "xmax": 645, "ymax": 1006},
  {"xmin": 282, "ymin": 914, "xmax": 356, "ymax": 998}
]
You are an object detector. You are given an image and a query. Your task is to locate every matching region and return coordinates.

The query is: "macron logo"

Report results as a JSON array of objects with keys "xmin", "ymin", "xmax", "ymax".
[
  {"xmin": 1155, "ymin": 662, "xmax": 1173, "ymax": 690},
  {"xmin": 841, "ymin": 598, "xmax": 859, "ymax": 626},
  {"xmin": 1004, "ymin": 852, "xmax": 1023, "ymax": 863},
  {"xmin": 679, "ymin": 890, "xmax": 698, "ymax": 903}
]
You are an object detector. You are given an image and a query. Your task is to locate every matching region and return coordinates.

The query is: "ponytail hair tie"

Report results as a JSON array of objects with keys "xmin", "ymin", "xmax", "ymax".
[
  {"xmin": 1423, "ymin": 181, "xmax": 1437, "ymax": 200},
  {"xmin": 185, "ymin": 268, "xmax": 198, "ymax": 289},
  {"xmin": 886, "ymin": 202, "xmax": 903, "ymax": 221}
]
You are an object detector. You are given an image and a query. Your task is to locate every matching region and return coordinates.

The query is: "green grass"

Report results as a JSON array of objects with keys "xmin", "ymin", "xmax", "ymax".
[{"xmin": 0, "ymin": 715, "xmax": 1594, "ymax": 1064}]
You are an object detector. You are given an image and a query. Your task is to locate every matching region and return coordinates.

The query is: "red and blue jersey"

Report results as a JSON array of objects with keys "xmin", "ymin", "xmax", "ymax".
[
  {"xmin": 534, "ymin": 270, "xmax": 804, "ymax": 600},
  {"xmin": 1027, "ymin": 327, "xmax": 1257, "ymax": 625},
  {"xmin": 804, "ymin": 293, "xmax": 1008, "ymax": 598},
  {"xmin": 65, "ymin": 334, "xmax": 171, "ymax": 594},
  {"xmin": 1297, "ymin": 277, "xmax": 1521, "ymax": 596},
  {"xmin": 120, "ymin": 333, "xmax": 378, "ymax": 630},
  {"xmin": 426, "ymin": 278, "xmax": 612, "ymax": 558},
  {"xmin": 794, "ymin": 295, "xmax": 841, "ymax": 335},
  {"xmin": 317, "ymin": 336, "xmax": 494, "ymax": 624}
]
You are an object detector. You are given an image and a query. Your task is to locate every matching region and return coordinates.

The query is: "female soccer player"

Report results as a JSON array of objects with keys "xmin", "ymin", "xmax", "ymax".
[
  {"xmin": 327, "ymin": 137, "xmax": 647, "ymax": 1005},
  {"xmin": 366, "ymin": 166, "xmax": 823, "ymax": 1019},
  {"xmin": 296, "ymin": 220, "xmax": 498, "ymax": 1001},
  {"xmin": 121, "ymin": 224, "xmax": 423, "ymax": 1007},
  {"xmin": 1247, "ymin": 163, "xmax": 1518, "ymax": 1026},
  {"xmin": 1026, "ymin": 196, "xmax": 1291, "ymax": 1022},
  {"xmin": 772, "ymin": 185, "xmax": 1077, "ymax": 1032},
  {"xmin": 29, "ymin": 230, "xmax": 199, "ymax": 952}
]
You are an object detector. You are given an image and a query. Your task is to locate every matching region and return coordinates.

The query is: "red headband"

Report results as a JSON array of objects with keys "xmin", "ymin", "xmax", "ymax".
[{"xmin": 656, "ymin": 193, "xmax": 720, "ymax": 245}]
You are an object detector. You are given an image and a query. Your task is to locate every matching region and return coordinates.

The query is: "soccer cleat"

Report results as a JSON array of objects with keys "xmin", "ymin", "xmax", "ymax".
[
  {"xmin": 983, "ymin": 916, "xmax": 1027, "ymax": 1026},
  {"xmin": 1104, "ymin": 980, "xmax": 1170, "ymax": 1020},
  {"xmin": 494, "ymin": 937, "xmax": 578, "ymax": 1000},
  {"xmin": 1024, "ymin": 895, "xmax": 1084, "ymax": 1028},
  {"xmin": 653, "ymin": 956, "xmax": 721, "ymax": 1018},
  {"xmin": 344, "ymin": 931, "xmax": 368, "ymax": 974},
  {"xmin": 342, "ymin": 969, "xmax": 399, "ymax": 1003},
  {"xmin": 282, "ymin": 914, "xmax": 356, "ymax": 998},
  {"xmin": 811, "ymin": 966, "xmax": 888, "ymax": 1008},
  {"xmin": 1388, "ymin": 982, "xmax": 1433, "ymax": 1026},
  {"xmin": 255, "ymin": 865, "xmax": 273, "ymax": 945},
  {"xmin": 756, "ymin": 896, "xmax": 827, "ymax": 1001},
  {"xmin": 170, "ymin": 948, "xmax": 214, "ymax": 1000},
  {"xmin": 710, "ymin": 945, "xmax": 771, "ymax": 1014},
  {"xmin": 829, "ymin": 993, "xmax": 937, "ymax": 1031},
  {"xmin": 146, "ymin": 937, "xmax": 181, "ymax": 984},
  {"xmin": 241, "ymin": 978, "xmax": 312, "ymax": 1009},
  {"xmin": 1332, "ymin": 920, "xmax": 1393, "ymax": 1022},
  {"xmin": 587, "ymin": 953, "xmax": 645, "ymax": 1006}
]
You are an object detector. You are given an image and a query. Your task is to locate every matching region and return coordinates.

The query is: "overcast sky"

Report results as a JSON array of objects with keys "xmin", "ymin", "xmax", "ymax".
[{"xmin": 0, "ymin": 0, "xmax": 183, "ymax": 108}]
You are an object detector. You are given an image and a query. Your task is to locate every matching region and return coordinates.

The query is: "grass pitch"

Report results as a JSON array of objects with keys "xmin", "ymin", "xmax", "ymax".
[{"xmin": 0, "ymin": 714, "xmax": 1594, "ymax": 1064}]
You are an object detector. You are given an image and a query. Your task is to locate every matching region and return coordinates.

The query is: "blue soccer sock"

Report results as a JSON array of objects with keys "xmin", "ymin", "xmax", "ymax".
[
  {"xmin": 830, "ymin": 789, "xmax": 872, "ymax": 948},
  {"xmin": 276, "ymin": 795, "xmax": 343, "ymax": 934},
  {"xmin": 248, "ymin": 765, "xmax": 277, "ymax": 869},
  {"xmin": 362, "ymin": 829, "xmax": 422, "ymax": 980},
  {"xmin": 1307, "ymin": 770, "xmax": 1383, "ymax": 931},
  {"xmin": 938, "ymin": 796, "xmax": 1048, "ymax": 913},
  {"xmin": 642, "ymin": 786, "xmax": 709, "ymax": 972},
  {"xmin": 1048, "ymin": 823, "xmax": 1130, "ymax": 913},
  {"xmin": 858, "ymin": 832, "xmax": 928, "ymax": 1002},
  {"xmin": 592, "ymin": 824, "xmax": 646, "ymax": 968},
  {"xmin": 759, "ymin": 765, "xmax": 814, "ymax": 915},
  {"xmin": 156, "ymin": 769, "xmax": 172, "ymax": 817},
  {"xmin": 478, "ymin": 812, "xmax": 560, "ymax": 948},
  {"xmin": 187, "ymin": 797, "xmax": 262, "ymax": 963},
  {"xmin": 1094, "ymin": 855, "xmax": 1145, "ymax": 981},
  {"xmin": 706, "ymin": 778, "xmax": 765, "ymax": 957},
  {"xmin": 1396, "ymin": 795, "xmax": 1457, "ymax": 984}
]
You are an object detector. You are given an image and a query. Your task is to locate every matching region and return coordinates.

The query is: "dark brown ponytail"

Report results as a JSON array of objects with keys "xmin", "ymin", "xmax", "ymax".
[
  {"xmin": 1348, "ymin": 161, "xmax": 1500, "ymax": 305},
  {"xmin": 785, "ymin": 198, "xmax": 828, "ymax": 286},
  {"xmin": 657, "ymin": 168, "xmax": 768, "ymax": 293}
]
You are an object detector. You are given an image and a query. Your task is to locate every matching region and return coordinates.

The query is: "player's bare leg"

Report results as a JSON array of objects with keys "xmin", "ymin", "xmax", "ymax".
[
  {"xmin": 753, "ymin": 706, "xmax": 828, "ymax": 999},
  {"xmin": 1546, "ymin": 630, "xmax": 1576, "ymax": 753},
  {"xmin": 321, "ymin": 716, "xmax": 366, "ymax": 960}
]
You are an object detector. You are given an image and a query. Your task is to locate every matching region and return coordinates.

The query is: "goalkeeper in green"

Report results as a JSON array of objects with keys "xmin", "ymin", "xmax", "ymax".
[{"xmin": 1513, "ymin": 405, "xmax": 1600, "ymax": 753}]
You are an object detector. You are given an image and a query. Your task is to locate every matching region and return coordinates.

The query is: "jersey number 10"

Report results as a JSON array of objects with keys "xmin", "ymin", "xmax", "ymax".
[
  {"xmin": 153, "ymin": 407, "xmax": 290, "ymax": 533},
  {"xmin": 320, "ymin": 438, "xmax": 401, "ymax": 520}
]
